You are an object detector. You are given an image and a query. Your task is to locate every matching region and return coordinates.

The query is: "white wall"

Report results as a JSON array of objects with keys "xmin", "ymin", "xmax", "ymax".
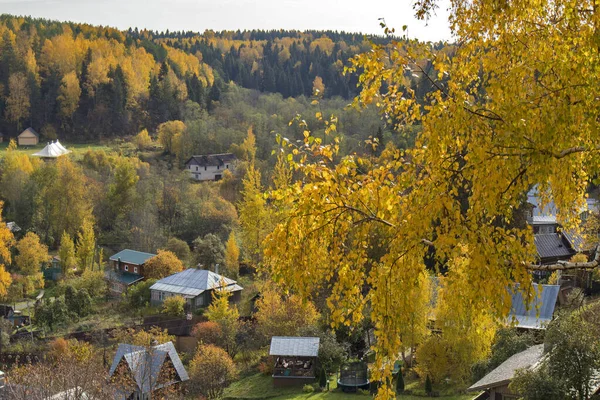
[{"xmin": 188, "ymin": 163, "xmax": 234, "ymax": 181}]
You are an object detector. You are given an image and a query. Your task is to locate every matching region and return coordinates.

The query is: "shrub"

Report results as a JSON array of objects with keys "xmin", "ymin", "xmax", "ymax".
[
  {"xmin": 299, "ymin": 326, "xmax": 347, "ymax": 374},
  {"xmin": 258, "ymin": 360, "xmax": 273, "ymax": 376},
  {"xmin": 127, "ymin": 279, "xmax": 156, "ymax": 308},
  {"xmin": 425, "ymin": 375, "xmax": 433, "ymax": 394},
  {"xmin": 76, "ymin": 289, "xmax": 92, "ymax": 317},
  {"xmin": 396, "ymin": 367, "xmax": 405, "ymax": 393},
  {"xmin": 189, "ymin": 344, "xmax": 237, "ymax": 399},
  {"xmin": 302, "ymin": 384, "xmax": 314, "ymax": 393},
  {"xmin": 319, "ymin": 367, "xmax": 327, "ymax": 388},
  {"xmin": 192, "ymin": 321, "xmax": 223, "ymax": 346},
  {"xmin": 161, "ymin": 296, "xmax": 186, "ymax": 317}
]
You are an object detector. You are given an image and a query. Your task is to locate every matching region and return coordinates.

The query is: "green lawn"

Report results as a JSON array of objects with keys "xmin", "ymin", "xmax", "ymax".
[
  {"xmin": 222, "ymin": 374, "xmax": 475, "ymax": 400},
  {"xmin": 0, "ymin": 141, "xmax": 114, "ymax": 159}
]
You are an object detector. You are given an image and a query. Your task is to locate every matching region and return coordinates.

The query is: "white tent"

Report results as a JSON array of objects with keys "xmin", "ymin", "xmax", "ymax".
[
  {"xmin": 54, "ymin": 140, "xmax": 70, "ymax": 154},
  {"xmin": 32, "ymin": 141, "xmax": 71, "ymax": 158}
]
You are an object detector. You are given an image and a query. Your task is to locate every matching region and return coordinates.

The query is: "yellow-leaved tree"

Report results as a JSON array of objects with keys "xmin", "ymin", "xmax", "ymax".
[
  {"xmin": 263, "ymin": 0, "xmax": 600, "ymax": 397},
  {"xmin": 15, "ymin": 232, "xmax": 50, "ymax": 276},
  {"xmin": 157, "ymin": 120, "xmax": 185, "ymax": 154},
  {"xmin": 143, "ymin": 250, "xmax": 184, "ymax": 280},
  {"xmin": 224, "ymin": 231, "xmax": 240, "ymax": 279},
  {"xmin": 0, "ymin": 202, "xmax": 14, "ymax": 298}
]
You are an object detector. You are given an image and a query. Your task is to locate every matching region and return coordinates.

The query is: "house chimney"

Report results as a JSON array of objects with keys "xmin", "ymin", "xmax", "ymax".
[{"xmin": 214, "ymin": 264, "xmax": 220, "ymax": 274}]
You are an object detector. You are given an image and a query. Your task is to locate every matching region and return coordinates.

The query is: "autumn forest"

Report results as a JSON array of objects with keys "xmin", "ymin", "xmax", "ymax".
[{"xmin": 2, "ymin": 2, "xmax": 600, "ymax": 399}]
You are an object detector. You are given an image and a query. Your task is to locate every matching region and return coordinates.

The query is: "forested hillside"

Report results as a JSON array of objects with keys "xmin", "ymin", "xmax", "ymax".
[{"xmin": 0, "ymin": 14, "xmax": 439, "ymax": 149}]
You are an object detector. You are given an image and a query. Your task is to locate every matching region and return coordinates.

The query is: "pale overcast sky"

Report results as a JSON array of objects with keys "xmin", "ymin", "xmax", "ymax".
[{"xmin": 0, "ymin": 0, "xmax": 452, "ymax": 42}]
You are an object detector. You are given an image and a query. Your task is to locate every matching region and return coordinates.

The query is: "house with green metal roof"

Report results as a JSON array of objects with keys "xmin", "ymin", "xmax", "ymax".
[{"xmin": 107, "ymin": 249, "xmax": 156, "ymax": 296}]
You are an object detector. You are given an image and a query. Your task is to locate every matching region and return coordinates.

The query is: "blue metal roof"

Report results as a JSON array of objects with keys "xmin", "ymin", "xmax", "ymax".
[
  {"xmin": 105, "ymin": 270, "xmax": 144, "ymax": 285},
  {"xmin": 109, "ymin": 249, "xmax": 156, "ymax": 265},
  {"xmin": 509, "ymin": 284, "xmax": 559, "ymax": 329}
]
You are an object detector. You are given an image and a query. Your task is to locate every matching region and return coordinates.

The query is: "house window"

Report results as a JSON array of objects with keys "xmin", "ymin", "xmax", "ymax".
[
  {"xmin": 196, "ymin": 166, "xmax": 198, "ymax": 171},
  {"xmin": 226, "ymin": 164, "xmax": 229, "ymax": 169},
  {"xmin": 195, "ymin": 296, "xmax": 204, "ymax": 306},
  {"xmin": 124, "ymin": 265, "xmax": 129, "ymax": 272},
  {"xmin": 205, "ymin": 166, "xmax": 207, "ymax": 171},
  {"xmin": 134, "ymin": 266, "xmax": 138, "ymax": 274},
  {"xmin": 217, "ymin": 165, "xmax": 220, "ymax": 170}
]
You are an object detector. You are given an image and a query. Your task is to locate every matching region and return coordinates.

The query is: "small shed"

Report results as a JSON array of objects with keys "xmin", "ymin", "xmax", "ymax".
[
  {"xmin": 468, "ymin": 344, "xmax": 544, "ymax": 399},
  {"xmin": 270, "ymin": 336, "xmax": 319, "ymax": 387},
  {"xmin": 17, "ymin": 128, "xmax": 39, "ymax": 146},
  {"xmin": 509, "ymin": 283, "xmax": 560, "ymax": 329}
]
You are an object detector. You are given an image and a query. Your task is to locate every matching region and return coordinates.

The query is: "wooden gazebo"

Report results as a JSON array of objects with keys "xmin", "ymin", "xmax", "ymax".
[{"xmin": 269, "ymin": 336, "xmax": 320, "ymax": 387}]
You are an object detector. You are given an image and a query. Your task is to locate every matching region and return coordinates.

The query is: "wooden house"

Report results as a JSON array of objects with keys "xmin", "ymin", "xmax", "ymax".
[
  {"xmin": 17, "ymin": 128, "xmax": 39, "ymax": 146},
  {"xmin": 468, "ymin": 345, "xmax": 544, "ymax": 400},
  {"xmin": 185, "ymin": 153, "xmax": 237, "ymax": 181},
  {"xmin": 109, "ymin": 341, "xmax": 189, "ymax": 400},
  {"xmin": 270, "ymin": 336, "xmax": 320, "ymax": 387},
  {"xmin": 150, "ymin": 268, "xmax": 242, "ymax": 311},
  {"xmin": 106, "ymin": 249, "xmax": 156, "ymax": 295}
]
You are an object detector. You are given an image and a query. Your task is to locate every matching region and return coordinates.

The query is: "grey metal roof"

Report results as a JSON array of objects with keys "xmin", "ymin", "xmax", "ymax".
[
  {"xmin": 469, "ymin": 345, "xmax": 544, "ymax": 391},
  {"xmin": 530, "ymin": 215, "xmax": 557, "ymax": 224},
  {"xmin": 534, "ymin": 233, "xmax": 575, "ymax": 259},
  {"xmin": 527, "ymin": 186, "xmax": 598, "ymax": 217},
  {"xmin": 269, "ymin": 337, "xmax": 320, "ymax": 357},
  {"xmin": 150, "ymin": 283, "xmax": 203, "ymax": 298},
  {"xmin": 185, "ymin": 153, "xmax": 237, "ymax": 167},
  {"xmin": 509, "ymin": 284, "xmax": 559, "ymax": 329},
  {"xmin": 6, "ymin": 222, "xmax": 20, "ymax": 233},
  {"xmin": 149, "ymin": 268, "xmax": 242, "ymax": 297},
  {"xmin": 562, "ymin": 229, "xmax": 588, "ymax": 252},
  {"xmin": 109, "ymin": 342, "xmax": 188, "ymax": 394},
  {"xmin": 109, "ymin": 249, "xmax": 156, "ymax": 265}
]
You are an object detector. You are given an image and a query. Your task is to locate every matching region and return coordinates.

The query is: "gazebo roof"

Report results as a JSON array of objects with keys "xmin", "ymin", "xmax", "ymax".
[{"xmin": 269, "ymin": 337, "xmax": 320, "ymax": 357}]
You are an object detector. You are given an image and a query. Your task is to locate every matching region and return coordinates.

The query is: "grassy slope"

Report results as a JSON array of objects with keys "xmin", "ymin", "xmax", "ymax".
[
  {"xmin": 223, "ymin": 374, "xmax": 474, "ymax": 400},
  {"xmin": 0, "ymin": 141, "xmax": 113, "ymax": 159}
]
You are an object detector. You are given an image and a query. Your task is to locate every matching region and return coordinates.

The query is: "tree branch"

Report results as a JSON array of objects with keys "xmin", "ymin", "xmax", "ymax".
[{"xmin": 526, "ymin": 245, "xmax": 600, "ymax": 271}]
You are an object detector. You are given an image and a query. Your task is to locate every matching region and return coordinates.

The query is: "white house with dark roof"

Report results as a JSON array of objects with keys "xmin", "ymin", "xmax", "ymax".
[
  {"xmin": 150, "ymin": 268, "xmax": 242, "ymax": 310},
  {"xmin": 185, "ymin": 153, "xmax": 237, "ymax": 181},
  {"xmin": 468, "ymin": 344, "xmax": 544, "ymax": 399}
]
